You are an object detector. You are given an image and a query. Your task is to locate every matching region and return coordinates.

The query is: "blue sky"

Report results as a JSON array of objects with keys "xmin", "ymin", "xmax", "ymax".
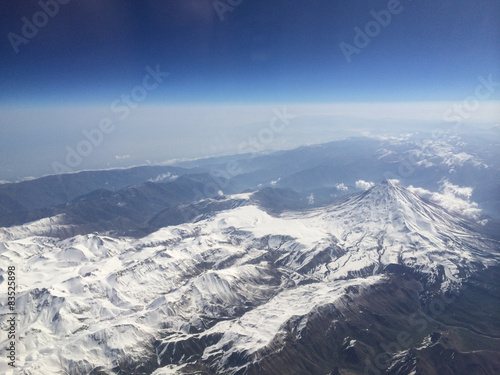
[
  {"xmin": 0, "ymin": 0, "xmax": 499, "ymax": 180},
  {"xmin": 1, "ymin": 0, "xmax": 499, "ymax": 104}
]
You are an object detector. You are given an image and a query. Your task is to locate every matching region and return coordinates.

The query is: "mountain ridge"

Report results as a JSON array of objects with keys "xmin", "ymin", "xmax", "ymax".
[{"xmin": 1, "ymin": 181, "xmax": 499, "ymax": 373}]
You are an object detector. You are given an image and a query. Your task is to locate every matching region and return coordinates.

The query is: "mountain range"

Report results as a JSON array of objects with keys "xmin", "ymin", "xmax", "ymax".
[
  {"xmin": 1, "ymin": 176, "xmax": 499, "ymax": 374},
  {"xmin": 1, "ymin": 133, "xmax": 500, "ymax": 374}
]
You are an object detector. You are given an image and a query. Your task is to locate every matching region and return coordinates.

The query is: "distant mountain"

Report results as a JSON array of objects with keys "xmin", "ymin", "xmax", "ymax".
[
  {"xmin": 1, "ymin": 133, "xmax": 499, "ymax": 234},
  {"xmin": 1, "ymin": 132, "xmax": 498, "ymax": 242},
  {"xmin": 0, "ymin": 166, "xmax": 191, "ymax": 216},
  {"xmin": 0, "ymin": 172, "xmax": 223, "ymax": 235},
  {"xmin": 1, "ymin": 182, "xmax": 498, "ymax": 374}
]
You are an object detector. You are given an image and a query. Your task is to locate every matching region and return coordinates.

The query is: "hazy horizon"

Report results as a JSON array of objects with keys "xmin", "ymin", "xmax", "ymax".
[
  {"xmin": 1, "ymin": 0, "xmax": 499, "ymax": 181},
  {"xmin": 1, "ymin": 101, "xmax": 499, "ymax": 182}
]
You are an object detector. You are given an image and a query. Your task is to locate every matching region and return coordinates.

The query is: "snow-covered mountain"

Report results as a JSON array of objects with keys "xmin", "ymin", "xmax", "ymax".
[{"xmin": 1, "ymin": 182, "xmax": 499, "ymax": 374}]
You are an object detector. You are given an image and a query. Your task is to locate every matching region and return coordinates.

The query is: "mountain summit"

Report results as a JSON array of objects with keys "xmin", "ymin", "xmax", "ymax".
[
  {"xmin": 329, "ymin": 179, "xmax": 451, "ymax": 227},
  {"xmin": 321, "ymin": 180, "xmax": 497, "ymax": 286}
]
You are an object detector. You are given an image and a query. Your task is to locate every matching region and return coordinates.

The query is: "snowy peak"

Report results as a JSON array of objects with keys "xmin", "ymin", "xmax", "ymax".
[
  {"xmin": 354, "ymin": 179, "xmax": 422, "ymax": 210},
  {"xmin": 331, "ymin": 179, "xmax": 457, "ymax": 230},
  {"xmin": 366, "ymin": 178, "xmax": 404, "ymax": 196},
  {"xmin": 318, "ymin": 180, "xmax": 498, "ymax": 288}
]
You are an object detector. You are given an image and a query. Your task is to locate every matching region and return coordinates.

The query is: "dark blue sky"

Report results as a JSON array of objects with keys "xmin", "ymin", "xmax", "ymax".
[{"xmin": 1, "ymin": 0, "xmax": 499, "ymax": 104}]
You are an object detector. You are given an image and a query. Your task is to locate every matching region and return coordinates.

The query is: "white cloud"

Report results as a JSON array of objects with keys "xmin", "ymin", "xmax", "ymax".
[
  {"xmin": 406, "ymin": 186, "xmax": 431, "ymax": 197},
  {"xmin": 307, "ymin": 193, "xmax": 315, "ymax": 205},
  {"xmin": 355, "ymin": 180, "xmax": 374, "ymax": 190},
  {"xmin": 270, "ymin": 178, "xmax": 281, "ymax": 185},
  {"xmin": 440, "ymin": 179, "xmax": 473, "ymax": 200},
  {"xmin": 115, "ymin": 154, "xmax": 131, "ymax": 160},
  {"xmin": 336, "ymin": 183, "xmax": 348, "ymax": 192},
  {"xmin": 149, "ymin": 172, "xmax": 178, "ymax": 183},
  {"xmin": 408, "ymin": 179, "xmax": 482, "ymax": 221}
]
